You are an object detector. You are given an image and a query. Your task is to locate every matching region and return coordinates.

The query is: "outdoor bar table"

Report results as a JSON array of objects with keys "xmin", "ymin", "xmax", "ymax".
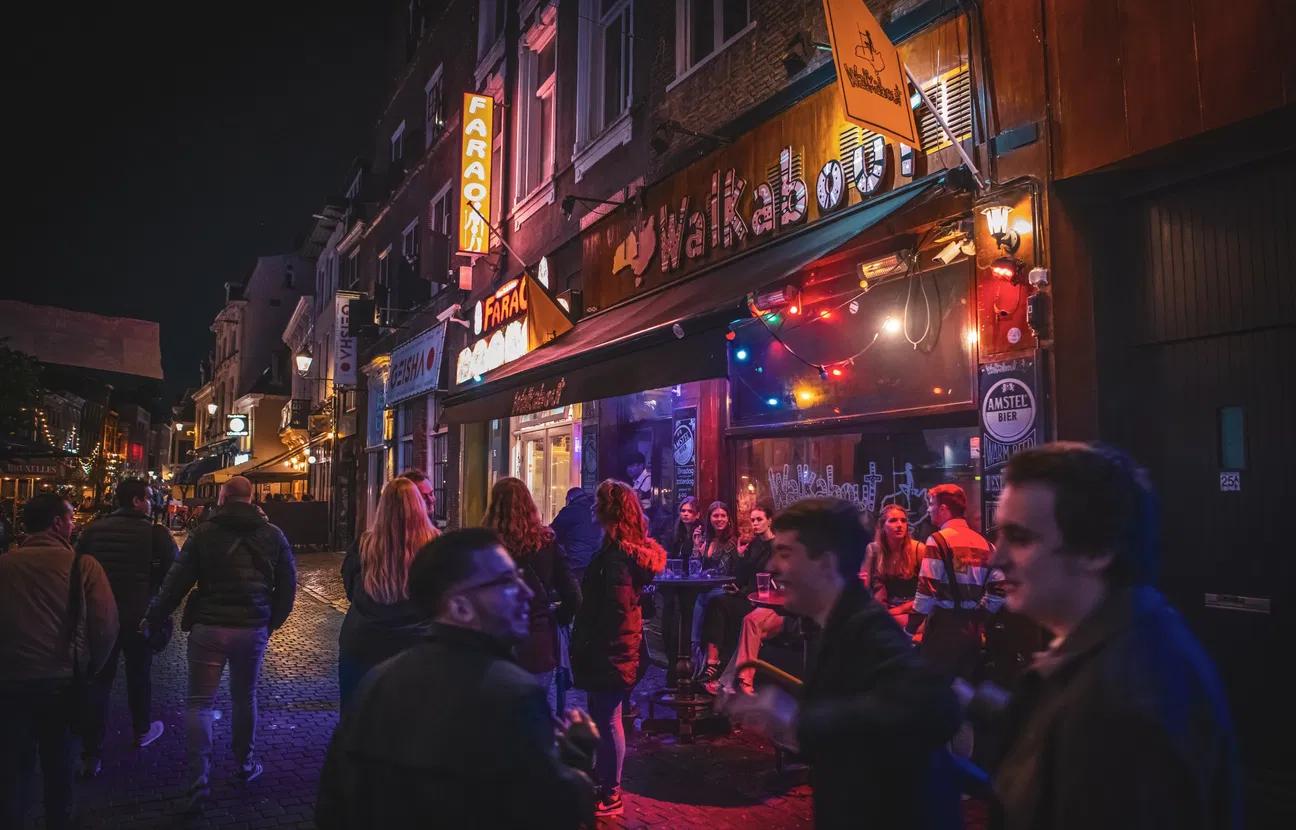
[
  {"xmin": 747, "ymin": 590, "xmax": 787, "ymax": 610},
  {"xmin": 645, "ymin": 574, "xmax": 733, "ymax": 742}
]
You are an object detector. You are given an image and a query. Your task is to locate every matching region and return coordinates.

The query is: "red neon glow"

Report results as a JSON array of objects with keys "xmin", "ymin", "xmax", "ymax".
[
  {"xmin": 725, "ymin": 330, "xmax": 736, "ymax": 341},
  {"xmin": 819, "ymin": 310, "xmax": 832, "ymax": 319},
  {"xmin": 830, "ymin": 368, "xmax": 843, "ymax": 377},
  {"xmin": 788, "ymin": 305, "xmax": 800, "ymax": 315}
]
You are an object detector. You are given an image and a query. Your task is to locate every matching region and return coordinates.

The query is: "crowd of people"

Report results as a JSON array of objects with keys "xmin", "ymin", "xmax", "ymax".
[{"xmin": 0, "ymin": 442, "xmax": 1242, "ymax": 829}]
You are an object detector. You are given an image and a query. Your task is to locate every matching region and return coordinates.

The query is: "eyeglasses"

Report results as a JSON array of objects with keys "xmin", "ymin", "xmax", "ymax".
[{"xmin": 457, "ymin": 570, "xmax": 526, "ymax": 594}]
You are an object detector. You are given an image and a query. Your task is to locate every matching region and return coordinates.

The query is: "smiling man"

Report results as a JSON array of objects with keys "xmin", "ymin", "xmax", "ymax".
[
  {"xmin": 720, "ymin": 497, "xmax": 961, "ymax": 829},
  {"xmin": 317, "ymin": 528, "xmax": 596, "ymax": 829},
  {"xmin": 986, "ymin": 442, "xmax": 1240, "ymax": 829}
]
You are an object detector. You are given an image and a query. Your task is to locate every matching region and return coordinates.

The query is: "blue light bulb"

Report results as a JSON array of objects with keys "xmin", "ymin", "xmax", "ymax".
[
  {"xmin": 766, "ymin": 397, "xmax": 779, "ymax": 407},
  {"xmin": 735, "ymin": 348, "xmax": 749, "ymax": 361}
]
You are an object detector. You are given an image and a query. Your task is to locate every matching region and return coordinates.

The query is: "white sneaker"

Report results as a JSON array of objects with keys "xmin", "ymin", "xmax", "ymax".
[{"xmin": 137, "ymin": 720, "xmax": 165, "ymax": 748}]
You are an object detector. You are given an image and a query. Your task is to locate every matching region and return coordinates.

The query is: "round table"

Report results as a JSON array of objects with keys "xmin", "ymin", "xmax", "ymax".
[
  {"xmin": 748, "ymin": 590, "xmax": 787, "ymax": 610},
  {"xmin": 646, "ymin": 575, "xmax": 733, "ymax": 741}
]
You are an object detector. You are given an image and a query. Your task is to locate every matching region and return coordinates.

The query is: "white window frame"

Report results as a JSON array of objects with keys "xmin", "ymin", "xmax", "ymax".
[
  {"xmin": 377, "ymin": 245, "xmax": 393, "ymax": 296},
  {"xmin": 671, "ymin": 0, "xmax": 755, "ymax": 89},
  {"xmin": 573, "ymin": 0, "xmax": 634, "ymax": 181},
  {"xmin": 424, "ymin": 65, "xmax": 445, "ymax": 147},
  {"xmin": 513, "ymin": 11, "xmax": 558, "ymax": 212},
  {"xmin": 401, "ymin": 218, "xmax": 419, "ymax": 263},
  {"xmin": 390, "ymin": 120, "xmax": 407, "ymax": 165},
  {"xmin": 477, "ymin": 0, "xmax": 505, "ymax": 64},
  {"xmin": 430, "ymin": 181, "xmax": 453, "ymax": 236}
]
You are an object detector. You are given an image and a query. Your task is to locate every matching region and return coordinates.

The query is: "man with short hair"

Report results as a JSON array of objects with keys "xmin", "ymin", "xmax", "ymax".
[
  {"xmin": 398, "ymin": 468, "xmax": 436, "ymax": 524},
  {"xmin": 76, "ymin": 479, "xmax": 179, "ymax": 773},
  {"xmin": 0, "ymin": 493, "xmax": 118, "ymax": 830},
  {"xmin": 972, "ymin": 443, "xmax": 1240, "ymax": 828},
  {"xmin": 317, "ymin": 528, "xmax": 597, "ymax": 829},
  {"xmin": 145, "ymin": 475, "xmax": 296, "ymax": 812},
  {"xmin": 907, "ymin": 483, "xmax": 1006, "ymax": 677},
  {"xmin": 720, "ymin": 498, "xmax": 960, "ymax": 829}
]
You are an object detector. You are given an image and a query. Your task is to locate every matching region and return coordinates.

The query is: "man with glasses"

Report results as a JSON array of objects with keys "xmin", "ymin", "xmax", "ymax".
[{"xmin": 317, "ymin": 528, "xmax": 597, "ymax": 829}]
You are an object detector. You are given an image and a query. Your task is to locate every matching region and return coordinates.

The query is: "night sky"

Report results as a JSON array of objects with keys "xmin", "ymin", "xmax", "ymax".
[{"xmin": 5, "ymin": 1, "xmax": 392, "ymax": 402}]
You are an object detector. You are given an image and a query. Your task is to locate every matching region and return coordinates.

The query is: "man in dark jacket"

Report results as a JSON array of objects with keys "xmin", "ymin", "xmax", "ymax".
[
  {"xmin": 720, "ymin": 497, "xmax": 961, "ymax": 830},
  {"xmin": 967, "ymin": 443, "xmax": 1240, "ymax": 828},
  {"xmin": 317, "ymin": 527, "xmax": 596, "ymax": 829},
  {"xmin": 146, "ymin": 475, "xmax": 296, "ymax": 812},
  {"xmin": 0, "ymin": 493, "xmax": 118, "ymax": 830},
  {"xmin": 551, "ymin": 488, "xmax": 600, "ymax": 578},
  {"xmin": 76, "ymin": 478, "xmax": 179, "ymax": 772}
]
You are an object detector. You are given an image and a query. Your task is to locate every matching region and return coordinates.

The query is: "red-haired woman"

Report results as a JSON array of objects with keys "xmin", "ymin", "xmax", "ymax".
[
  {"xmin": 338, "ymin": 478, "xmax": 439, "ymax": 707},
  {"xmin": 570, "ymin": 479, "xmax": 666, "ymax": 817},
  {"xmin": 861, "ymin": 504, "xmax": 925, "ymax": 631},
  {"xmin": 482, "ymin": 477, "xmax": 581, "ymax": 709}
]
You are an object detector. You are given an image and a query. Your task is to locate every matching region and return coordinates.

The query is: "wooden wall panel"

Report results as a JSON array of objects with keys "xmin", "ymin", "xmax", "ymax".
[
  {"xmin": 1194, "ymin": 0, "xmax": 1290, "ymax": 131},
  {"xmin": 1047, "ymin": 0, "xmax": 1128, "ymax": 178},
  {"xmin": 980, "ymin": 0, "xmax": 1048, "ymax": 132},
  {"xmin": 1119, "ymin": 0, "xmax": 1202, "ymax": 156}
]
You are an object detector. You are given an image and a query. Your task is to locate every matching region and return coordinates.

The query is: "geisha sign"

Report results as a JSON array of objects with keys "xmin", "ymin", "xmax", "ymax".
[{"xmin": 580, "ymin": 77, "xmax": 955, "ymax": 313}]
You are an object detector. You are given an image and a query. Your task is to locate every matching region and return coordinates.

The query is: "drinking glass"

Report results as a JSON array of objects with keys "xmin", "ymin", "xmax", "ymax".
[
  {"xmin": 666, "ymin": 559, "xmax": 683, "ymax": 579},
  {"xmin": 756, "ymin": 572, "xmax": 772, "ymax": 598},
  {"xmin": 688, "ymin": 558, "xmax": 703, "ymax": 578}
]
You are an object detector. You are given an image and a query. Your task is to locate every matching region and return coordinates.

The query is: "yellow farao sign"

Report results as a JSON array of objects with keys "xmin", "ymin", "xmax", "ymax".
[
  {"xmin": 821, "ymin": 0, "xmax": 919, "ymax": 147},
  {"xmin": 459, "ymin": 93, "xmax": 494, "ymax": 254}
]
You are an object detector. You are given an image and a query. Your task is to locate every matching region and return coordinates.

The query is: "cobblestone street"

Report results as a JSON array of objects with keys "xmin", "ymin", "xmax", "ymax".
[{"xmin": 34, "ymin": 550, "xmax": 816, "ymax": 829}]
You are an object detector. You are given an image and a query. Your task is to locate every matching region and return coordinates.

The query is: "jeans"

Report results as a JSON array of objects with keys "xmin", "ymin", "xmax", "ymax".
[
  {"xmin": 531, "ymin": 669, "xmax": 556, "ymax": 716},
  {"xmin": 585, "ymin": 690, "xmax": 625, "ymax": 795},
  {"xmin": 84, "ymin": 629, "xmax": 153, "ymax": 756},
  {"xmin": 0, "ymin": 686, "xmax": 78, "ymax": 830},
  {"xmin": 186, "ymin": 624, "xmax": 269, "ymax": 790},
  {"xmin": 691, "ymin": 588, "xmax": 727, "ymax": 650}
]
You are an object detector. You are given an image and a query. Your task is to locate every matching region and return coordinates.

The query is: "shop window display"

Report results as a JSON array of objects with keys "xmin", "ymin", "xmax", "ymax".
[{"xmin": 734, "ymin": 424, "xmax": 982, "ymax": 539}]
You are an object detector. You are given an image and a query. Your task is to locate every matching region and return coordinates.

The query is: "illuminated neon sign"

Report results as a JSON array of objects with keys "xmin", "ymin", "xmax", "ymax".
[{"xmin": 458, "ymin": 93, "xmax": 494, "ymax": 254}]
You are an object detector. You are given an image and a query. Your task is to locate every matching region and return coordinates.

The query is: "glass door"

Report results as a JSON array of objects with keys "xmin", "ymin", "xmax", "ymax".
[{"xmin": 545, "ymin": 427, "xmax": 573, "ymax": 524}]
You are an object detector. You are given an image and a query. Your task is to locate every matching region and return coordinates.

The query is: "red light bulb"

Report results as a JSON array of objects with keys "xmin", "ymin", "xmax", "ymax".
[{"xmin": 788, "ymin": 305, "xmax": 800, "ymax": 315}]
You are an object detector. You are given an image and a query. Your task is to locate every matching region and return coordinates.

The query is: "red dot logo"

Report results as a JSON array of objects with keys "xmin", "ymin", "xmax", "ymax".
[{"xmin": 426, "ymin": 348, "xmax": 437, "ymax": 370}]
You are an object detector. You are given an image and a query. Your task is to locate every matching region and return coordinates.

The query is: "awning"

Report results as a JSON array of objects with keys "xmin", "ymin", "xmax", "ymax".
[
  {"xmin": 442, "ymin": 175, "xmax": 945, "ymax": 424},
  {"xmin": 172, "ymin": 454, "xmax": 225, "ymax": 485}
]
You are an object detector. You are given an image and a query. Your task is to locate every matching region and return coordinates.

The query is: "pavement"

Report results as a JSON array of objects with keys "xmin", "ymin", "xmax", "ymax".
[{"xmin": 22, "ymin": 547, "xmax": 987, "ymax": 829}]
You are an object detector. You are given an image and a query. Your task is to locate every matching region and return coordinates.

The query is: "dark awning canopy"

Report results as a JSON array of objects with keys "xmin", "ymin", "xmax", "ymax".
[
  {"xmin": 172, "ymin": 454, "xmax": 225, "ymax": 485},
  {"xmin": 442, "ymin": 176, "xmax": 945, "ymax": 424}
]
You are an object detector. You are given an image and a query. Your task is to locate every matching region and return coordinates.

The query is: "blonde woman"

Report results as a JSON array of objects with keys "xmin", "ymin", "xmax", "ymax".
[{"xmin": 337, "ymin": 477, "xmax": 439, "ymax": 706}]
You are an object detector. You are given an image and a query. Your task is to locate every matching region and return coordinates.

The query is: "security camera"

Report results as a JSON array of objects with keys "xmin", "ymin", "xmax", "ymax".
[
  {"xmin": 933, "ymin": 238, "xmax": 963, "ymax": 266},
  {"xmin": 436, "ymin": 303, "xmax": 472, "ymax": 329}
]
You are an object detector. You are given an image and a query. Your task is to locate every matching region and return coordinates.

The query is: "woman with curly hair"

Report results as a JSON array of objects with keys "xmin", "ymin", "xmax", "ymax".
[
  {"xmin": 570, "ymin": 479, "xmax": 666, "ymax": 817},
  {"xmin": 482, "ymin": 477, "xmax": 581, "ymax": 707},
  {"xmin": 337, "ymin": 477, "xmax": 439, "ymax": 707}
]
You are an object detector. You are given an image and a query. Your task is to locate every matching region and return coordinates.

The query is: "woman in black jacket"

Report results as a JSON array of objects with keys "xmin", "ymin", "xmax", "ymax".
[
  {"xmin": 698, "ymin": 500, "xmax": 777, "ymax": 683},
  {"xmin": 569, "ymin": 479, "xmax": 666, "ymax": 818},
  {"xmin": 482, "ymin": 477, "xmax": 580, "ymax": 709},
  {"xmin": 338, "ymin": 477, "xmax": 438, "ymax": 708}
]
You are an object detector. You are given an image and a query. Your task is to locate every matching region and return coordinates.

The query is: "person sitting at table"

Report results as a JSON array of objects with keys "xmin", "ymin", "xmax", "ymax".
[
  {"xmin": 689, "ymin": 501, "xmax": 738, "ymax": 671},
  {"xmin": 860, "ymin": 504, "xmax": 925, "ymax": 632},
  {"xmin": 669, "ymin": 497, "xmax": 702, "ymax": 560},
  {"xmin": 698, "ymin": 501, "xmax": 776, "ymax": 691}
]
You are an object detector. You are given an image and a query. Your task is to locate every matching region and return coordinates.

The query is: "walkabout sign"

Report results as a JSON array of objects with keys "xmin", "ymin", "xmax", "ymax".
[{"xmin": 821, "ymin": 0, "xmax": 919, "ymax": 146}]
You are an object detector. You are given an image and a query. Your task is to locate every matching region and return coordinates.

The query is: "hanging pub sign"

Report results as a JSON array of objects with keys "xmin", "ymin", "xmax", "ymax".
[
  {"xmin": 458, "ymin": 93, "xmax": 494, "ymax": 255},
  {"xmin": 334, "ymin": 290, "xmax": 360, "ymax": 387},
  {"xmin": 226, "ymin": 414, "xmax": 250, "ymax": 437},
  {"xmin": 579, "ymin": 63, "xmax": 963, "ymax": 313},
  {"xmin": 387, "ymin": 323, "xmax": 447, "ymax": 407},
  {"xmin": 820, "ymin": 0, "xmax": 920, "ymax": 146},
  {"xmin": 979, "ymin": 355, "xmax": 1046, "ymax": 534},
  {"xmin": 455, "ymin": 273, "xmax": 573, "ymax": 385}
]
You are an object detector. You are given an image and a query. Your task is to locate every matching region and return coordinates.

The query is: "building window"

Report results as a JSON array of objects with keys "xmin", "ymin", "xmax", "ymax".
[
  {"xmin": 401, "ymin": 218, "xmax": 419, "ymax": 266},
  {"xmin": 515, "ymin": 25, "xmax": 557, "ymax": 202},
  {"xmin": 430, "ymin": 183, "xmax": 453, "ymax": 236},
  {"xmin": 424, "ymin": 66, "xmax": 445, "ymax": 145},
  {"xmin": 431, "ymin": 428, "xmax": 448, "ymax": 525},
  {"xmin": 390, "ymin": 121, "xmax": 407, "ymax": 165},
  {"xmin": 578, "ymin": 0, "xmax": 633, "ymax": 147},
  {"xmin": 377, "ymin": 245, "xmax": 392, "ymax": 294},
  {"xmin": 676, "ymin": 0, "xmax": 749, "ymax": 74},
  {"xmin": 343, "ymin": 251, "xmax": 360, "ymax": 289},
  {"xmin": 478, "ymin": 0, "xmax": 505, "ymax": 58}
]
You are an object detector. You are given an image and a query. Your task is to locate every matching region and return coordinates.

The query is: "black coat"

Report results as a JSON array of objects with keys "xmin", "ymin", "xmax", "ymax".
[
  {"xmin": 317, "ymin": 623, "xmax": 595, "ymax": 829},
  {"xmin": 151, "ymin": 502, "xmax": 297, "ymax": 630},
  {"xmin": 990, "ymin": 587, "xmax": 1240, "ymax": 830},
  {"xmin": 569, "ymin": 538, "xmax": 661, "ymax": 692},
  {"xmin": 796, "ymin": 584, "xmax": 962, "ymax": 830},
  {"xmin": 512, "ymin": 538, "xmax": 582, "ymax": 674},
  {"xmin": 550, "ymin": 494, "xmax": 600, "ymax": 573},
  {"xmin": 76, "ymin": 508, "xmax": 178, "ymax": 623},
  {"xmin": 338, "ymin": 542, "xmax": 435, "ymax": 707}
]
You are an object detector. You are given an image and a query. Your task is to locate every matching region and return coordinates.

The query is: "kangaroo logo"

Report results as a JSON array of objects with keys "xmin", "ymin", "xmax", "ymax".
[{"xmin": 854, "ymin": 26, "xmax": 886, "ymax": 74}]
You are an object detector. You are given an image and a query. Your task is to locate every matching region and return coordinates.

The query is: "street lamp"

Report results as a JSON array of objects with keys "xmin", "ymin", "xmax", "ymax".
[
  {"xmin": 294, "ymin": 346, "xmax": 314, "ymax": 377},
  {"xmin": 206, "ymin": 402, "xmax": 218, "ymax": 416}
]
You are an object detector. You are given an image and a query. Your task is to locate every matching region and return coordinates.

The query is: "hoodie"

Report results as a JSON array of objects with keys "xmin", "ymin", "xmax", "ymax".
[
  {"xmin": 550, "ymin": 491, "xmax": 601, "ymax": 573},
  {"xmin": 150, "ymin": 501, "xmax": 297, "ymax": 630}
]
